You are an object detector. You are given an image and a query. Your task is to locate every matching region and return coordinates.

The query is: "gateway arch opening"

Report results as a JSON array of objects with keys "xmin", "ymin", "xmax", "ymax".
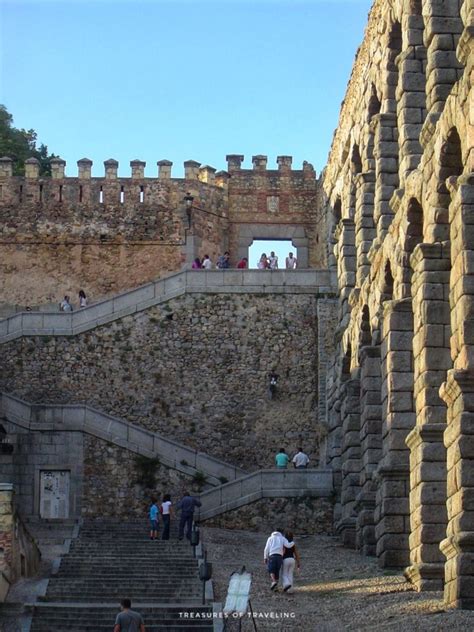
[{"xmin": 248, "ymin": 240, "xmax": 296, "ymax": 269}]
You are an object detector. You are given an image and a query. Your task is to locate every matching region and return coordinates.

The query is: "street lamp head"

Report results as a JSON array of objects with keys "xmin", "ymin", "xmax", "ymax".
[
  {"xmin": 184, "ymin": 193, "xmax": 194, "ymax": 228},
  {"xmin": 184, "ymin": 193, "xmax": 194, "ymax": 208}
]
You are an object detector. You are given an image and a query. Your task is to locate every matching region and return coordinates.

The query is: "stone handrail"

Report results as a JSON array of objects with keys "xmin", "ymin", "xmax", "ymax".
[
  {"xmin": 197, "ymin": 468, "xmax": 334, "ymax": 520},
  {"xmin": 0, "ymin": 269, "xmax": 334, "ymax": 343},
  {"xmin": 0, "ymin": 393, "xmax": 245, "ymax": 486}
]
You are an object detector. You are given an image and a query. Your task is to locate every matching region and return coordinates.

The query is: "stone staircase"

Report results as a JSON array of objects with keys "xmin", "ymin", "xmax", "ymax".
[
  {"xmin": 0, "ymin": 268, "xmax": 333, "ymax": 343},
  {"xmin": 30, "ymin": 519, "xmax": 216, "ymax": 631}
]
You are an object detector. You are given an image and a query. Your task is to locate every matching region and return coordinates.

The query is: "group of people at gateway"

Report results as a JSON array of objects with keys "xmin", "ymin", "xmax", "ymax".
[{"xmin": 191, "ymin": 251, "xmax": 298, "ymax": 270}]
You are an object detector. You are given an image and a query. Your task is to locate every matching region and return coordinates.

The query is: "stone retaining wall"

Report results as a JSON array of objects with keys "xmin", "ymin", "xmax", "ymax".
[{"xmin": 0, "ymin": 292, "xmax": 334, "ymax": 470}]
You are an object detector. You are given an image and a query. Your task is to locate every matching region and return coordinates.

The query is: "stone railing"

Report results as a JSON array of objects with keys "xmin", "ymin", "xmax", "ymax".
[
  {"xmin": 197, "ymin": 469, "xmax": 334, "ymax": 520},
  {"xmin": 0, "ymin": 393, "xmax": 245, "ymax": 486},
  {"xmin": 0, "ymin": 269, "xmax": 334, "ymax": 343}
]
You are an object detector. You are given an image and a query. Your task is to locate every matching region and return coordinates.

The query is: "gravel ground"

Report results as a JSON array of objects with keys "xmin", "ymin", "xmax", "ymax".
[{"xmin": 202, "ymin": 526, "xmax": 474, "ymax": 632}]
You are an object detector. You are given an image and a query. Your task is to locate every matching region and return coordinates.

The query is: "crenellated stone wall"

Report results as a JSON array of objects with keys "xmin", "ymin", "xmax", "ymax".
[
  {"xmin": 322, "ymin": 0, "xmax": 474, "ymax": 610},
  {"xmin": 0, "ymin": 155, "xmax": 326, "ymax": 310}
]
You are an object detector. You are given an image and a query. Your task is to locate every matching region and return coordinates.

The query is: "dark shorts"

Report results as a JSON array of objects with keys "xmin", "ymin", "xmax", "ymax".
[
  {"xmin": 267, "ymin": 554, "xmax": 283, "ymax": 578},
  {"xmin": 150, "ymin": 519, "xmax": 159, "ymax": 531}
]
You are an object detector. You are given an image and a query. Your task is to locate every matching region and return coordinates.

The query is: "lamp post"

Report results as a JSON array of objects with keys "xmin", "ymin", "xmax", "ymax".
[{"xmin": 184, "ymin": 193, "xmax": 194, "ymax": 228}]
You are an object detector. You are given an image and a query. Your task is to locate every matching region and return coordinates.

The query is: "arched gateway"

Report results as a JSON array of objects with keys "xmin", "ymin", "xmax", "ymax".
[{"xmin": 235, "ymin": 223, "xmax": 309, "ymax": 267}]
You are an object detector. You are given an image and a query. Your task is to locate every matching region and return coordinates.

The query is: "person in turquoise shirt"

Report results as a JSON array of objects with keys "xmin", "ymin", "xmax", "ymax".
[{"xmin": 275, "ymin": 448, "xmax": 289, "ymax": 468}]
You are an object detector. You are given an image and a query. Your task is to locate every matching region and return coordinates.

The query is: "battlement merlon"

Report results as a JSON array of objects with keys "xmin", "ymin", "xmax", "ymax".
[
  {"xmin": 226, "ymin": 155, "xmax": 244, "ymax": 172},
  {"xmin": 184, "ymin": 160, "xmax": 201, "ymax": 181},
  {"xmin": 157, "ymin": 160, "xmax": 173, "ymax": 179},
  {"xmin": 130, "ymin": 160, "xmax": 146, "ymax": 179},
  {"xmin": 252, "ymin": 155, "xmax": 267, "ymax": 170},
  {"xmin": 78, "ymin": 158, "xmax": 93, "ymax": 179},
  {"xmin": 199, "ymin": 165, "xmax": 217, "ymax": 185},
  {"xmin": 51, "ymin": 157, "xmax": 66, "ymax": 179},
  {"xmin": 25, "ymin": 157, "xmax": 40, "ymax": 179},
  {"xmin": 0, "ymin": 157, "xmax": 13, "ymax": 177}
]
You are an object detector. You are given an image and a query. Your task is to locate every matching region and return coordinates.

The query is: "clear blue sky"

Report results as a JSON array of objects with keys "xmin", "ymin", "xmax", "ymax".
[{"xmin": 0, "ymin": 0, "xmax": 372, "ymax": 178}]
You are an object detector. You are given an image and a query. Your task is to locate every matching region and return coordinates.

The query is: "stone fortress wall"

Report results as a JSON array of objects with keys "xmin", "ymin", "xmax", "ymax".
[
  {"xmin": 0, "ymin": 154, "xmax": 325, "ymax": 309},
  {"xmin": 321, "ymin": 0, "xmax": 474, "ymax": 610}
]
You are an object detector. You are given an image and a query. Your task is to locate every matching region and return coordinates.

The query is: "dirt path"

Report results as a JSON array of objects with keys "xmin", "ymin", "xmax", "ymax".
[{"xmin": 202, "ymin": 527, "xmax": 474, "ymax": 631}]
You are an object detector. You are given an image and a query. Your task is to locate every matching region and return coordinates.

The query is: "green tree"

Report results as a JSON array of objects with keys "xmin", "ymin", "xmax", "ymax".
[{"xmin": 0, "ymin": 104, "xmax": 58, "ymax": 176}]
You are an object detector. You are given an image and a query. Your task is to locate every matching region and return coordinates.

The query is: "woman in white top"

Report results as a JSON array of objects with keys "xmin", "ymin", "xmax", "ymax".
[
  {"xmin": 79, "ymin": 290, "xmax": 88, "ymax": 308},
  {"xmin": 258, "ymin": 253, "xmax": 269, "ymax": 269},
  {"xmin": 161, "ymin": 494, "xmax": 173, "ymax": 540}
]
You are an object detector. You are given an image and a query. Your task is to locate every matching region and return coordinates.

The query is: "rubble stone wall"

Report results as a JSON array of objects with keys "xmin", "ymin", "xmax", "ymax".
[{"xmin": 0, "ymin": 292, "xmax": 334, "ymax": 471}]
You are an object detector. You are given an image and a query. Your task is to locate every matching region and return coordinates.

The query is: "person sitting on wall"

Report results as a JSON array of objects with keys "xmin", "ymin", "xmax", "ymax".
[
  {"xmin": 60, "ymin": 295, "xmax": 73, "ymax": 312},
  {"xmin": 237, "ymin": 257, "xmax": 248, "ymax": 269}
]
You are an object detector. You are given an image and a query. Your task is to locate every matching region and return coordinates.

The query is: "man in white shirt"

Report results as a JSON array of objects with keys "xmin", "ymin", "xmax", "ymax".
[
  {"xmin": 285, "ymin": 252, "xmax": 297, "ymax": 269},
  {"xmin": 263, "ymin": 529, "xmax": 294, "ymax": 590},
  {"xmin": 202, "ymin": 255, "xmax": 212, "ymax": 270},
  {"xmin": 268, "ymin": 251, "xmax": 278, "ymax": 270},
  {"xmin": 292, "ymin": 448, "xmax": 310, "ymax": 469}
]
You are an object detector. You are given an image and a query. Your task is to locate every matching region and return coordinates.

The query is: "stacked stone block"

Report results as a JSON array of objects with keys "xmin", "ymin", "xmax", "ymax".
[
  {"xmin": 374, "ymin": 299, "xmax": 414, "ymax": 567},
  {"xmin": 440, "ymin": 174, "xmax": 474, "ymax": 608},
  {"xmin": 355, "ymin": 172, "xmax": 376, "ymax": 285},
  {"xmin": 337, "ymin": 378, "xmax": 361, "ymax": 547},
  {"xmin": 423, "ymin": 0, "xmax": 464, "ymax": 116},
  {"xmin": 406, "ymin": 240, "xmax": 450, "ymax": 589},
  {"xmin": 396, "ymin": 18, "xmax": 427, "ymax": 181},
  {"xmin": 373, "ymin": 113, "xmax": 400, "ymax": 237},
  {"xmin": 355, "ymin": 346, "xmax": 382, "ymax": 555}
]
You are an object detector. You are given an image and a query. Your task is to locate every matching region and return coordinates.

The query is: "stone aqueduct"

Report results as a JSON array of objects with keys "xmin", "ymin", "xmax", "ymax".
[
  {"xmin": 322, "ymin": 0, "xmax": 474, "ymax": 611},
  {"xmin": 0, "ymin": 0, "xmax": 474, "ymax": 612}
]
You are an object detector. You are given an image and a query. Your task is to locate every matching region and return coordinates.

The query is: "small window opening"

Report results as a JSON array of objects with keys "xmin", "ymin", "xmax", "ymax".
[
  {"xmin": 19, "ymin": 185, "xmax": 23, "ymax": 203},
  {"xmin": 39, "ymin": 184, "xmax": 43, "ymax": 202},
  {"xmin": 99, "ymin": 186, "xmax": 104, "ymax": 204},
  {"xmin": 79, "ymin": 185, "xmax": 83, "ymax": 203},
  {"xmin": 120, "ymin": 186, "xmax": 125, "ymax": 204},
  {"xmin": 0, "ymin": 185, "xmax": 3, "ymax": 201},
  {"xmin": 140, "ymin": 186, "xmax": 144, "ymax": 203},
  {"xmin": 59, "ymin": 185, "xmax": 63, "ymax": 202}
]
